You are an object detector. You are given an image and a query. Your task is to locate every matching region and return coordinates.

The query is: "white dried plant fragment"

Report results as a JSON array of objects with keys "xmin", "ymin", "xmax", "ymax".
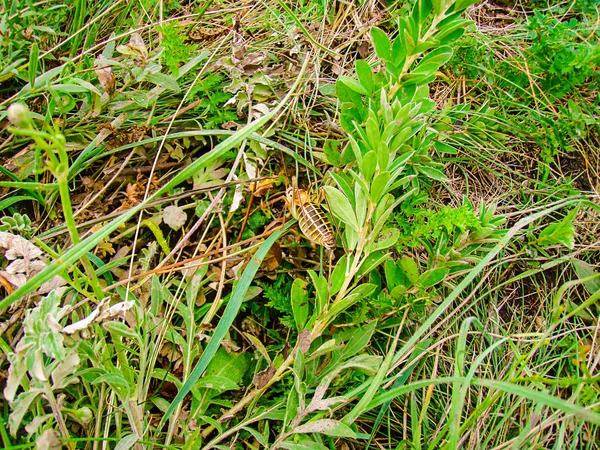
[
  {"xmin": 0, "ymin": 232, "xmax": 65, "ymax": 292},
  {"xmin": 163, "ymin": 205, "xmax": 187, "ymax": 230},
  {"xmin": 62, "ymin": 298, "xmax": 135, "ymax": 334}
]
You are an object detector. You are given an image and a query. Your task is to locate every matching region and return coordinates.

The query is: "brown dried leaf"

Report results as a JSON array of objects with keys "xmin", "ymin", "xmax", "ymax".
[
  {"xmin": 298, "ymin": 329, "xmax": 312, "ymax": 354},
  {"xmin": 253, "ymin": 365, "xmax": 275, "ymax": 389},
  {"xmin": 95, "ymin": 64, "xmax": 115, "ymax": 94}
]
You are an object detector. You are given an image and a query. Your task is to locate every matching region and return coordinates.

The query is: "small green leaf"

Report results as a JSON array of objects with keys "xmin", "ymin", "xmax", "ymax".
[
  {"xmin": 400, "ymin": 257, "xmax": 420, "ymax": 285},
  {"xmin": 371, "ymin": 27, "xmax": 392, "ymax": 62},
  {"xmin": 417, "ymin": 267, "xmax": 449, "ymax": 289},
  {"xmin": 455, "ymin": 0, "xmax": 479, "ymax": 12},
  {"xmin": 391, "ymin": 35, "xmax": 407, "ymax": 67},
  {"xmin": 416, "ymin": 164, "xmax": 448, "ymax": 182},
  {"xmin": 355, "ymin": 60, "xmax": 374, "ymax": 95},
  {"xmin": 370, "ymin": 171, "xmax": 391, "ymax": 203},
  {"xmin": 384, "ymin": 259, "xmax": 398, "ymax": 290},
  {"xmin": 369, "ymin": 228, "xmax": 400, "ymax": 252},
  {"xmin": 144, "ymin": 72, "xmax": 180, "ymax": 92},
  {"xmin": 341, "ymin": 321, "xmax": 377, "ymax": 360},
  {"xmin": 338, "ymin": 75, "xmax": 367, "ymax": 95},
  {"xmin": 323, "ymin": 186, "xmax": 359, "ymax": 232},
  {"xmin": 357, "ymin": 251, "xmax": 389, "ymax": 277},
  {"xmin": 291, "ymin": 278, "xmax": 309, "ymax": 331},
  {"xmin": 29, "ymin": 43, "xmax": 39, "ymax": 88},
  {"xmin": 572, "ymin": 259, "xmax": 600, "ymax": 295},
  {"xmin": 330, "ymin": 255, "xmax": 350, "ymax": 296},
  {"xmin": 537, "ymin": 209, "xmax": 577, "ymax": 250},
  {"xmin": 104, "ymin": 321, "xmax": 140, "ymax": 344},
  {"xmin": 307, "ymin": 270, "xmax": 329, "ymax": 315},
  {"xmin": 434, "ymin": 141, "xmax": 458, "ymax": 155},
  {"xmin": 361, "ymin": 151, "xmax": 378, "ymax": 184}
]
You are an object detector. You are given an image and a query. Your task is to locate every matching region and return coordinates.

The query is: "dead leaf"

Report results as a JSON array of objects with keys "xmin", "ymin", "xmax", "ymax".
[
  {"xmin": 0, "ymin": 232, "xmax": 66, "ymax": 293},
  {"xmin": 260, "ymin": 242, "xmax": 281, "ymax": 272},
  {"xmin": 253, "ymin": 365, "xmax": 275, "ymax": 389},
  {"xmin": 163, "ymin": 205, "xmax": 187, "ymax": 231},
  {"xmin": 95, "ymin": 64, "xmax": 115, "ymax": 94},
  {"xmin": 298, "ymin": 329, "xmax": 312, "ymax": 354},
  {"xmin": 230, "ymin": 182, "xmax": 243, "ymax": 213},
  {"xmin": 250, "ymin": 177, "xmax": 277, "ymax": 197},
  {"xmin": 36, "ymin": 429, "xmax": 62, "ymax": 450},
  {"xmin": 116, "ymin": 32, "xmax": 148, "ymax": 61},
  {"xmin": 62, "ymin": 299, "xmax": 135, "ymax": 334}
]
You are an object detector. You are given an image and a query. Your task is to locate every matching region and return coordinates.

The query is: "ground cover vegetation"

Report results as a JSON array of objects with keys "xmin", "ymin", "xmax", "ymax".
[{"xmin": 0, "ymin": 0, "xmax": 599, "ymax": 448}]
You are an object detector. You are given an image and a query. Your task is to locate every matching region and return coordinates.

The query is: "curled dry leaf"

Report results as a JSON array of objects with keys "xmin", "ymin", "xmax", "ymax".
[
  {"xmin": 62, "ymin": 298, "xmax": 135, "ymax": 334},
  {"xmin": 0, "ymin": 232, "xmax": 65, "ymax": 295},
  {"xmin": 95, "ymin": 63, "xmax": 115, "ymax": 94}
]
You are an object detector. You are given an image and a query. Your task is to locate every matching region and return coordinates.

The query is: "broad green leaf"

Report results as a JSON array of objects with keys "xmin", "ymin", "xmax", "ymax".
[
  {"xmin": 416, "ymin": 164, "xmax": 448, "ymax": 182},
  {"xmin": 369, "ymin": 228, "xmax": 400, "ymax": 252},
  {"xmin": 361, "ymin": 150, "xmax": 378, "ymax": 184},
  {"xmin": 205, "ymin": 347, "xmax": 248, "ymax": 387},
  {"xmin": 370, "ymin": 171, "xmax": 391, "ymax": 203},
  {"xmin": 434, "ymin": 141, "xmax": 458, "ymax": 155},
  {"xmin": 417, "ymin": 267, "xmax": 449, "ymax": 289},
  {"xmin": 455, "ymin": 0, "xmax": 480, "ymax": 12},
  {"xmin": 330, "ymin": 255, "xmax": 350, "ymax": 297},
  {"xmin": 307, "ymin": 270, "xmax": 329, "ymax": 315},
  {"xmin": 323, "ymin": 186, "xmax": 359, "ymax": 232},
  {"xmin": 371, "ymin": 27, "xmax": 392, "ymax": 62},
  {"xmin": 279, "ymin": 441, "xmax": 329, "ymax": 450},
  {"xmin": 391, "ymin": 35, "xmax": 407, "ymax": 67},
  {"xmin": 400, "ymin": 257, "xmax": 420, "ymax": 285},
  {"xmin": 357, "ymin": 251, "xmax": 389, "ymax": 277},
  {"xmin": 355, "ymin": 60, "xmax": 374, "ymax": 95},
  {"xmin": 292, "ymin": 419, "xmax": 356, "ymax": 438},
  {"xmin": 384, "ymin": 259, "xmax": 398, "ymax": 290},
  {"xmin": 341, "ymin": 321, "xmax": 377, "ymax": 360},
  {"xmin": 115, "ymin": 434, "xmax": 138, "ymax": 450},
  {"xmin": 338, "ymin": 75, "xmax": 367, "ymax": 95},
  {"xmin": 103, "ymin": 321, "xmax": 141, "ymax": 344},
  {"xmin": 144, "ymin": 72, "xmax": 180, "ymax": 92}
]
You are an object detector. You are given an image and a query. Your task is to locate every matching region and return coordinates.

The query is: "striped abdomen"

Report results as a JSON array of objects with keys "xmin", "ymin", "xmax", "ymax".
[{"xmin": 287, "ymin": 188, "xmax": 336, "ymax": 249}]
